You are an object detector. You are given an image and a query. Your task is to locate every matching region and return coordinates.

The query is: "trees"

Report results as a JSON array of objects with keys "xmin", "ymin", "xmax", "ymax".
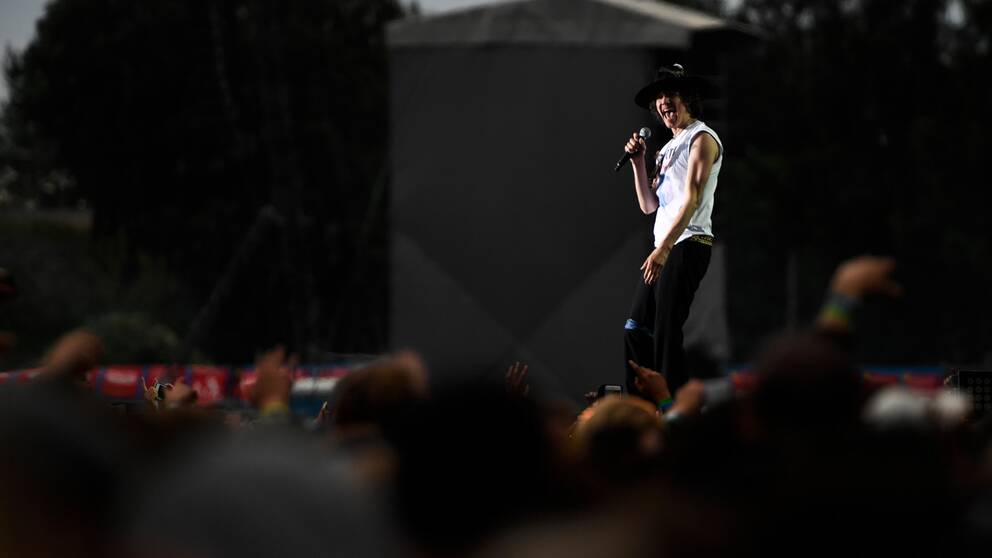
[
  {"xmin": 718, "ymin": 0, "xmax": 992, "ymax": 363},
  {"xmin": 3, "ymin": 0, "xmax": 402, "ymax": 362},
  {"xmin": 664, "ymin": 0, "xmax": 991, "ymax": 363}
]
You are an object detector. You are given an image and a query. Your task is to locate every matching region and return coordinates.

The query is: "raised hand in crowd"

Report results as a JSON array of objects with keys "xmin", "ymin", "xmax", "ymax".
[
  {"xmin": 250, "ymin": 345, "xmax": 297, "ymax": 415},
  {"xmin": 40, "ymin": 329, "xmax": 103, "ymax": 386},
  {"xmin": 505, "ymin": 361, "xmax": 530, "ymax": 398},
  {"xmin": 818, "ymin": 255, "xmax": 903, "ymax": 333},
  {"xmin": 142, "ymin": 379, "xmax": 165, "ymax": 408},
  {"xmin": 628, "ymin": 359, "xmax": 670, "ymax": 406},
  {"xmin": 143, "ymin": 378, "xmax": 198, "ymax": 411},
  {"xmin": 307, "ymin": 401, "xmax": 331, "ymax": 432},
  {"xmin": 829, "ymin": 255, "xmax": 903, "ymax": 300},
  {"xmin": 669, "ymin": 379, "xmax": 706, "ymax": 417},
  {"xmin": 165, "ymin": 380, "xmax": 197, "ymax": 407},
  {"xmin": 629, "ymin": 359, "xmax": 708, "ymax": 418}
]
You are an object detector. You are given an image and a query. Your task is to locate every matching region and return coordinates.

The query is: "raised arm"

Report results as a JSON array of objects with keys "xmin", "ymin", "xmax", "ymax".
[{"xmin": 625, "ymin": 132, "xmax": 659, "ymax": 214}]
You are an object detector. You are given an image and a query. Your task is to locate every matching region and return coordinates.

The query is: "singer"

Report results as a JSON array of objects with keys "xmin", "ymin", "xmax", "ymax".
[{"xmin": 622, "ymin": 64, "xmax": 723, "ymax": 399}]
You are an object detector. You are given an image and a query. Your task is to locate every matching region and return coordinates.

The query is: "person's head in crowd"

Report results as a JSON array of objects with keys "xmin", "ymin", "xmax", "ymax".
[
  {"xmin": 317, "ymin": 352, "xmax": 429, "ymax": 487},
  {"xmin": 503, "ymin": 361, "xmax": 578, "ymax": 464},
  {"xmin": 0, "ymin": 384, "xmax": 130, "ymax": 558},
  {"xmin": 127, "ymin": 435, "xmax": 396, "ymax": 558},
  {"xmin": 473, "ymin": 511, "xmax": 656, "ymax": 558},
  {"xmin": 731, "ymin": 333, "xmax": 958, "ymax": 555},
  {"xmin": 331, "ymin": 350, "xmax": 429, "ymax": 439},
  {"xmin": 571, "ymin": 395, "xmax": 664, "ymax": 487},
  {"xmin": 744, "ymin": 332, "xmax": 864, "ymax": 442},
  {"xmin": 388, "ymin": 380, "xmax": 562, "ymax": 556},
  {"xmin": 40, "ymin": 328, "xmax": 104, "ymax": 389},
  {"xmin": 539, "ymin": 397, "xmax": 579, "ymax": 458}
]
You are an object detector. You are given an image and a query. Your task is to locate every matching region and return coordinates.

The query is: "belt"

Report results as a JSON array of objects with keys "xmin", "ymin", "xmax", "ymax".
[{"xmin": 687, "ymin": 234, "xmax": 714, "ymax": 246}]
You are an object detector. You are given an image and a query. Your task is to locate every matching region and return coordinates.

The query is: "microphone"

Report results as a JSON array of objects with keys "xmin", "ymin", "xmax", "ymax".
[{"xmin": 614, "ymin": 127, "xmax": 652, "ymax": 172}]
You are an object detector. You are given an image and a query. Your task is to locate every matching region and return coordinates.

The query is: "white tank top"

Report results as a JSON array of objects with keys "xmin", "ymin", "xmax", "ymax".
[{"xmin": 651, "ymin": 120, "xmax": 723, "ymax": 248}]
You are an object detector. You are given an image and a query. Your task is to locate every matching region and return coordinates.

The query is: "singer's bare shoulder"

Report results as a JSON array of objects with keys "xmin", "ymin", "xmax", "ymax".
[{"xmin": 689, "ymin": 132, "xmax": 720, "ymax": 165}]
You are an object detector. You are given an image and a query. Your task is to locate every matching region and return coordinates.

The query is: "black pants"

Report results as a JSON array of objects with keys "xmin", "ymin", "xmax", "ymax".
[{"xmin": 624, "ymin": 239, "xmax": 711, "ymax": 398}]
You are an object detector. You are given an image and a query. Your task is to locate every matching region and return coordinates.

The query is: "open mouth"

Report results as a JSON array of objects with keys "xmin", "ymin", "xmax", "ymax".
[{"xmin": 662, "ymin": 110, "xmax": 677, "ymax": 120}]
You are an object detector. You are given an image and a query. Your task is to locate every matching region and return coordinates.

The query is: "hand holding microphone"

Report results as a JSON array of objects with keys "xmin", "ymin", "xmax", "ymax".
[{"xmin": 614, "ymin": 127, "xmax": 652, "ymax": 172}]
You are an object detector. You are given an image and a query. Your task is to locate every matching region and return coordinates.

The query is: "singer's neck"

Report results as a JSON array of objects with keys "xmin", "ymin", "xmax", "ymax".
[{"xmin": 670, "ymin": 117, "xmax": 697, "ymax": 137}]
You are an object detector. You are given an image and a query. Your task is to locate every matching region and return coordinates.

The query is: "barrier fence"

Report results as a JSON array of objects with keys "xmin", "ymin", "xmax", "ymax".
[
  {"xmin": 2, "ymin": 364, "xmax": 947, "ymax": 407},
  {"xmin": 0, "ymin": 361, "xmax": 373, "ymax": 410}
]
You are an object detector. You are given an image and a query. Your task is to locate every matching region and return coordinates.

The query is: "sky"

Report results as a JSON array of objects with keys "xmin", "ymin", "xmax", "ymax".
[
  {"xmin": 0, "ymin": 0, "xmax": 511, "ymax": 100},
  {"xmin": 0, "ymin": 0, "xmax": 48, "ymax": 101},
  {"xmin": 415, "ymin": 0, "xmax": 515, "ymax": 11}
]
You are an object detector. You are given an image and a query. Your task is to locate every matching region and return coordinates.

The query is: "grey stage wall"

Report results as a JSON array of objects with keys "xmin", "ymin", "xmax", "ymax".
[{"xmin": 390, "ymin": 45, "xmax": 729, "ymax": 400}]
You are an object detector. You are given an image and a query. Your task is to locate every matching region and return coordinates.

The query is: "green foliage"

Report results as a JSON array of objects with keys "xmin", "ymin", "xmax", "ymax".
[
  {"xmin": 719, "ymin": 0, "xmax": 992, "ymax": 363},
  {"xmin": 85, "ymin": 311, "xmax": 180, "ymax": 364},
  {"xmin": 2, "ymin": 0, "xmax": 403, "ymax": 363},
  {"xmin": 0, "ymin": 213, "xmax": 194, "ymax": 367}
]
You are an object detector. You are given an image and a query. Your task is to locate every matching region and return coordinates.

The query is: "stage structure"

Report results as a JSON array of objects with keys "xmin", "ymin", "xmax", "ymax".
[{"xmin": 387, "ymin": 0, "xmax": 757, "ymax": 400}]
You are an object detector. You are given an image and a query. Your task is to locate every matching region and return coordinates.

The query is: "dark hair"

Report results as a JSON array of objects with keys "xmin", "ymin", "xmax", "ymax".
[{"xmin": 648, "ymin": 89, "xmax": 704, "ymax": 122}]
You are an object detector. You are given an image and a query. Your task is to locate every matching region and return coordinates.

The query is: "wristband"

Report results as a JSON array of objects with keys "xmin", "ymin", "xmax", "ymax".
[
  {"xmin": 826, "ymin": 290, "xmax": 858, "ymax": 311},
  {"xmin": 820, "ymin": 290, "xmax": 858, "ymax": 326},
  {"xmin": 259, "ymin": 401, "xmax": 290, "ymax": 417},
  {"xmin": 658, "ymin": 397, "xmax": 674, "ymax": 412}
]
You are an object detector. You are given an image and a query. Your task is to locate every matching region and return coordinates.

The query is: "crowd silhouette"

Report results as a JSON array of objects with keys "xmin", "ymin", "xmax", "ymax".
[{"xmin": 1, "ymin": 256, "xmax": 990, "ymax": 557}]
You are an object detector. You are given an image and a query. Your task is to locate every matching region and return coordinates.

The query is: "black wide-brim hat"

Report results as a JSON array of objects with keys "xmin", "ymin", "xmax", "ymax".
[{"xmin": 634, "ymin": 64, "xmax": 713, "ymax": 109}]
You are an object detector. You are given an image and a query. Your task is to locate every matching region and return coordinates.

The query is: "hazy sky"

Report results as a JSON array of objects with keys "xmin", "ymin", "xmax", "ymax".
[
  {"xmin": 0, "ymin": 0, "xmax": 47, "ymax": 100},
  {"xmin": 414, "ymin": 0, "xmax": 515, "ymax": 12}
]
